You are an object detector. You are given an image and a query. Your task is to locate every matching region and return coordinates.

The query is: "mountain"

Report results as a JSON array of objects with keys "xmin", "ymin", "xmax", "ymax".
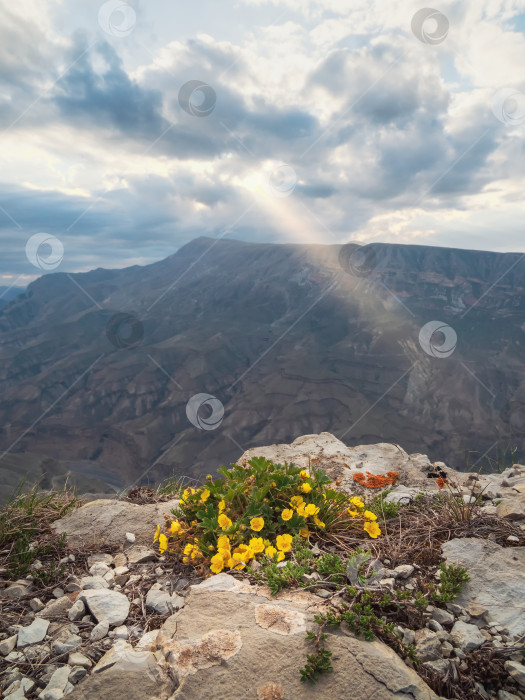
[
  {"xmin": 0, "ymin": 237, "xmax": 523, "ymax": 498},
  {"xmin": 0, "ymin": 286, "xmax": 25, "ymax": 311}
]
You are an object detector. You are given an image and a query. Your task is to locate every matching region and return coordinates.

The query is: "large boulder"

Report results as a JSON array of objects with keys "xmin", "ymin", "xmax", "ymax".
[
  {"xmin": 151, "ymin": 574, "xmax": 437, "ymax": 700},
  {"xmin": 441, "ymin": 538, "xmax": 525, "ymax": 639},
  {"xmin": 238, "ymin": 432, "xmax": 444, "ymax": 496},
  {"xmin": 52, "ymin": 498, "xmax": 179, "ymax": 547}
]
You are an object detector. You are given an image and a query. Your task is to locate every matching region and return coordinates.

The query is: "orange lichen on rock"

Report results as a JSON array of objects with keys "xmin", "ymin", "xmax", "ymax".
[{"xmin": 353, "ymin": 471, "xmax": 399, "ymax": 488}]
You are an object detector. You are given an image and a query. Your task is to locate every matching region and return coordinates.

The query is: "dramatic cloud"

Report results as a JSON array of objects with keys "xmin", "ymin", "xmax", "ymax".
[{"xmin": 1, "ymin": 0, "xmax": 525, "ymax": 282}]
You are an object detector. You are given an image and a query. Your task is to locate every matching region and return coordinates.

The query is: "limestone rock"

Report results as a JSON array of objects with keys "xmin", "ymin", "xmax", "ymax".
[
  {"xmin": 414, "ymin": 628, "xmax": 442, "ymax": 661},
  {"xmin": 68, "ymin": 600, "xmax": 86, "ymax": 622},
  {"xmin": 431, "ymin": 608, "xmax": 454, "ymax": 627},
  {"xmin": 80, "ymin": 590, "xmax": 129, "ymax": 626},
  {"xmin": 125, "ymin": 546, "xmax": 157, "ymax": 565},
  {"xmin": 441, "ymin": 538, "xmax": 525, "ymax": 639},
  {"xmin": 90, "ymin": 620, "xmax": 110, "ymax": 642},
  {"xmin": 145, "ymin": 588, "xmax": 184, "ymax": 615},
  {"xmin": 52, "ymin": 498, "xmax": 179, "ymax": 548},
  {"xmin": 0, "ymin": 634, "xmax": 18, "ymax": 656},
  {"xmin": 449, "ymin": 621, "xmax": 486, "ymax": 653},
  {"xmin": 505, "ymin": 660, "xmax": 525, "ymax": 688},
  {"xmin": 17, "ymin": 618, "xmax": 49, "ymax": 647},
  {"xmin": 497, "ymin": 499, "xmax": 525, "ymax": 521},
  {"xmin": 37, "ymin": 596, "xmax": 74, "ymax": 620}
]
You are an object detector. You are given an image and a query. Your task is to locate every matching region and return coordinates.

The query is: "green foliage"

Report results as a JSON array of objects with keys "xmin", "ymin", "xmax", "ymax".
[
  {"xmin": 431, "ymin": 563, "xmax": 470, "ymax": 603},
  {"xmin": 369, "ymin": 489, "xmax": 400, "ymax": 520},
  {"xmin": 300, "ymin": 630, "xmax": 333, "ymax": 684},
  {"xmin": 256, "ymin": 560, "xmax": 309, "ymax": 595},
  {"xmin": 0, "ymin": 484, "xmax": 77, "ymax": 582},
  {"xmin": 317, "ymin": 552, "xmax": 346, "ymax": 584}
]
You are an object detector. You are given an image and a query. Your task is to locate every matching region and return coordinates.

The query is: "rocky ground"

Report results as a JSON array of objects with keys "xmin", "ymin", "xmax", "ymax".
[{"xmin": 1, "ymin": 434, "xmax": 525, "ymax": 700}]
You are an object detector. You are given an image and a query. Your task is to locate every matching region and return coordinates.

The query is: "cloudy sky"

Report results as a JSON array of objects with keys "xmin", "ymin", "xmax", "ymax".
[{"xmin": 2, "ymin": 0, "xmax": 525, "ymax": 284}]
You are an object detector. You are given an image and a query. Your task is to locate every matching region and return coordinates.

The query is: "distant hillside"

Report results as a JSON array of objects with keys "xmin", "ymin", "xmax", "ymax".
[
  {"xmin": 0, "ymin": 286, "xmax": 25, "ymax": 311},
  {"xmin": 0, "ymin": 237, "xmax": 523, "ymax": 497}
]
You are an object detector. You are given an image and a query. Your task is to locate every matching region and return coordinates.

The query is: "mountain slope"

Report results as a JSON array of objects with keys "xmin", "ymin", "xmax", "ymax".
[{"xmin": 0, "ymin": 237, "xmax": 523, "ymax": 495}]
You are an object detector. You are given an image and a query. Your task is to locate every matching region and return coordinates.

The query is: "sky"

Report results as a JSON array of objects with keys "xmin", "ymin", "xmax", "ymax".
[{"xmin": 2, "ymin": 0, "xmax": 525, "ymax": 284}]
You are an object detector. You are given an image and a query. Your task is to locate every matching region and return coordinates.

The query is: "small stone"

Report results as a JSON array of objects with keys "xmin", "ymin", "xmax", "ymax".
[
  {"xmin": 67, "ymin": 599, "xmax": 85, "ymax": 622},
  {"xmin": 454, "ymin": 647, "xmax": 466, "ymax": 659},
  {"xmin": 441, "ymin": 641, "xmax": 453, "ymax": 658},
  {"xmin": 125, "ymin": 532, "xmax": 136, "ymax": 543},
  {"xmin": 51, "ymin": 634, "xmax": 82, "ymax": 656},
  {"xmin": 113, "ymin": 626, "xmax": 129, "ymax": 640},
  {"xmin": 45, "ymin": 665, "xmax": 70, "ymax": 692},
  {"xmin": 89, "ymin": 563, "xmax": 110, "ymax": 577},
  {"xmin": 68, "ymin": 666, "xmax": 87, "ymax": 684},
  {"xmin": 125, "ymin": 546, "xmax": 156, "ymax": 565},
  {"xmin": 394, "ymin": 564, "xmax": 415, "ymax": 579},
  {"xmin": 446, "ymin": 603, "xmax": 464, "ymax": 615},
  {"xmin": 403, "ymin": 628, "xmax": 415, "ymax": 645},
  {"xmin": 68, "ymin": 652, "xmax": 92, "ymax": 668},
  {"xmin": 507, "ymin": 535, "xmax": 520, "ymax": 543},
  {"xmin": 415, "ymin": 628, "xmax": 441, "ymax": 661},
  {"xmin": 52, "ymin": 588, "xmax": 64, "ymax": 599},
  {"xmin": 436, "ymin": 630, "xmax": 450, "ymax": 642},
  {"xmin": 463, "ymin": 495, "xmax": 476, "ymax": 504},
  {"xmin": 498, "ymin": 690, "xmax": 521, "ymax": 700},
  {"xmin": 80, "ymin": 576, "xmax": 109, "ymax": 590},
  {"xmin": 379, "ymin": 578, "xmax": 395, "ymax": 587},
  {"xmin": 4, "ymin": 676, "xmax": 35, "ymax": 697},
  {"xmin": 87, "ymin": 553, "xmax": 113, "ymax": 567},
  {"xmin": 17, "ymin": 618, "xmax": 49, "ymax": 648},
  {"xmin": 41, "ymin": 689, "xmax": 64, "ymax": 700},
  {"xmin": 505, "ymin": 661, "xmax": 525, "ymax": 688},
  {"xmin": 113, "ymin": 553, "xmax": 127, "ymax": 568},
  {"xmin": 29, "ymin": 598, "xmax": 45, "ymax": 612},
  {"xmin": 450, "ymin": 621, "xmax": 486, "ymax": 653},
  {"xmin": 37, "ymin": 597, "xmax": 74, "ymax": 620},
  {"xmin": 114, "ymin": 566, "xmax": 129, "ymax": 576},
  {"xmin": 314, "ymin": 588, "xmax": 333, "ymax": 599},
  {"xmin": 0, "ymin": 635, "xmax": 18, "ymax": 656},
  {"xmin": 383, "ymin": 559, "xmax": 391, "ymax": 565},
  {"xmin": 422, "ymin": 658, "xmax": 450, "ymax": 675},
  {"xmin": 427, "ymin": 619, "xmax": 443, "ymax": 632},
  {"xmin": 90, "ymin": 620, "xmax": 110, "ymax": 641},
  {"xmin": 431, "ymin": 608, "xmax": 455, "ymax": 626},
  {"xmin": 5, "ymin": 651, "xmax": 25, "ymax": 662},
  {"xmin": 145, "ymin": 588, "xmax": 185, "ymax": 614},
  {"xmin": 103, "ymin": 570, "xmax": 115, "ymax": 583},
  {"xmin": 1, "ymin": 582, "xmax": 33, "ymax": 600}
]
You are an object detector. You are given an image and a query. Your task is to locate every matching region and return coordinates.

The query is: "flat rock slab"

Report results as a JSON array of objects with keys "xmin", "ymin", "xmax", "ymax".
[
  {"xmin": 238, "ymin": 433, "xmax": 445, "ymax": 496},
  {"xmin": 152, "ymin": 574, "xmax": 438, "ymax": 700},
  {"xmin": 80, "ymin": 590, "xmax": 130, "ymax": 627},
  {"xmin": 441, "ymin": 538, "xmax": 525, "ymax": 639},
  {"xmin": 52, "ymin": 498, "xmax": 179, "ymax": 547}
]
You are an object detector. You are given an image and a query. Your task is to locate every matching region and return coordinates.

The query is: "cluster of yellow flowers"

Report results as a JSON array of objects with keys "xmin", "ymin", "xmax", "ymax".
[
  {"xmin": 283, "ymin": 494, "xmax": 325, "ymax": 531},
  {"xmin": 347, "ymin": 496, "xmax": 381, "ymax": 538},
  {"xmin": 209, "ymin": 531, "xmax": 294, "ymax": 574}
]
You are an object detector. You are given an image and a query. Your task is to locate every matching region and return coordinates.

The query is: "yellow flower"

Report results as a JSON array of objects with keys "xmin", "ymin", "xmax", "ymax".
[
  {"xmin": 249, "ymin": 537, "xmax": 265, "ymax": 554},
  {"xmin": 182, "ymin": 556, "xmax": 190, "ymax": 564},
  {"xmin": 281, "ymin": 508, "xmax": 293, "ymax": 521},
  {"xmin": 217, "ymin": 534, "xmax": 230, "ymax": 551},
  {"xmin": 347, "ymin": 508, "xmax": 359, "ymax": 517},
  {"xmin": 181, "ymin": 487, "xmax": 196, "ymax": 503},
  {"xmin": 210, "ymin": 553, "xmax": 224, "ymax": 574},
  {"xmin": 276, "ymin": 534, "xmax": 293, "ymax": 552},
  {"xmin": 218, "ymin": 513, "xmax": 233, "ymax": 529},
  {"xmin": 300, "ymin": 483, "xmax": 312, "ymax": 493},
  {"xmin": 299, "ymin": 528, "xmax": 310, "ymax": 538},
  {"xmin": 364, "ymin": 521, "xmax": 381, "ymax": 539},
  {"xmin": 184, "ymin": 543, "xmax": 195, "ymax": 556},
  {"xmin": 299, "ymin": 470, "xmax": 309, "ymax": 479},
  {"xmin": 250, "ymin": 517, "xmax": 264, "ymax": 532},
  {"xmin": 350, "ymin": 496, "xmax": 364, "ymax": 509},
  {"xmin": 290, "ymin": 496, "xmax": 304, "ymax": 508},
  {"xmin": 200, "ymin": 488, "xmax": 210, "ymax": 503},
  {"xmin": 276, "ymin": 551, "xmax": 285, "ymax": 562},
  {"xmin": 158, "ymin": 534, "xmax": 168, "ymax": 553},
  {"xmin": 313, "ymin": 515, "xmax": 325, "ymax": 528},
  {"xmin": 304, "ymin": 503, "xmax": 319, "ymax": 516},
  {"xmin": 296, "ymin": 503, "xmax": 306, "ymax": 517},
  {"xmin": 170, "ymin": 520, "xmax": 181, "ymax": 534},
  {"xmin": 218, "ymin": 500, "xmax": 226, "ymax": 512},
  {"xmin": 153, "ymin": 524, "xmax": 161, "ymax": 542},
  {"xmin": 363, "ymin": 510, "xmax": 377, "ymax": 521},
  {"xmin": 271, "ymin": 481, "xmax": 277, "ymax": 487},
  {"xmin": 265, "ymin": 545, "xmax": 277, "ymax": 558}
]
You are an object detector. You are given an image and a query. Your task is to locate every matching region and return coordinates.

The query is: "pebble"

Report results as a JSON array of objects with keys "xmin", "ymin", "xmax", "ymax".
[
  {"xmin": 507, "ymin": 535, "xmax": 520, "ymax": 543},
  {"xmin": 394, "ymin": 564, "xmax": 414, "ymax": 579},
  {"xmin": 427, "ymin": 620, "xmax": 443, "ymax": 632},
  {"xmin": 87, "ymin": 553, "xmax": 113, "ymax": 567},
  {"xmin": 90, "ymin": 620, "xmax": 110, "ymax": 642},
  {"xmin": 89, "ymin": 563, "xmax": 110, "ymax": 577},
  {"xmin": 52, "ymin": 588, "xmax": 64, "ymax": 599},
  {"xmin": 68, "ymin": 652, "xmax": 92, "ymax": 668},
  {"xmin": 29, "ymin": 598, "xmax": 45, "ymax": 612},
  {"xmin": 52, "ymin": 634, "xmax": 82, "ymax": 656},
  {"xmin": 113, "ymin": 553, "xmax": 128, "ymax": 568},
  {"xmin": 314, "ymin": 588, "xmax": 333, "ymax": 599},
  {"xmin": 113, "ymin": 626, "xmax": 129, "ymax": 640},
  {"xmin": 0, "ymin": 635, "xmax": 18, "ymax": 656},
  {"xmin": 68, "ymin": 600, "xmax": 86, "ymax": 622},
  {"xmin": 431, "ymin": 608, "xmax": 455, "ymax": 626},
  {"xmin": 125, "ymin": 532, "xmax": 136, "ymax": 543},
  {"xmin": 17, "ymin": 618, "xmax": 49, "ymax": 648},
  {"xmin": 68, "ymin": 666, "xmax": 87, "ymax": 684}
]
